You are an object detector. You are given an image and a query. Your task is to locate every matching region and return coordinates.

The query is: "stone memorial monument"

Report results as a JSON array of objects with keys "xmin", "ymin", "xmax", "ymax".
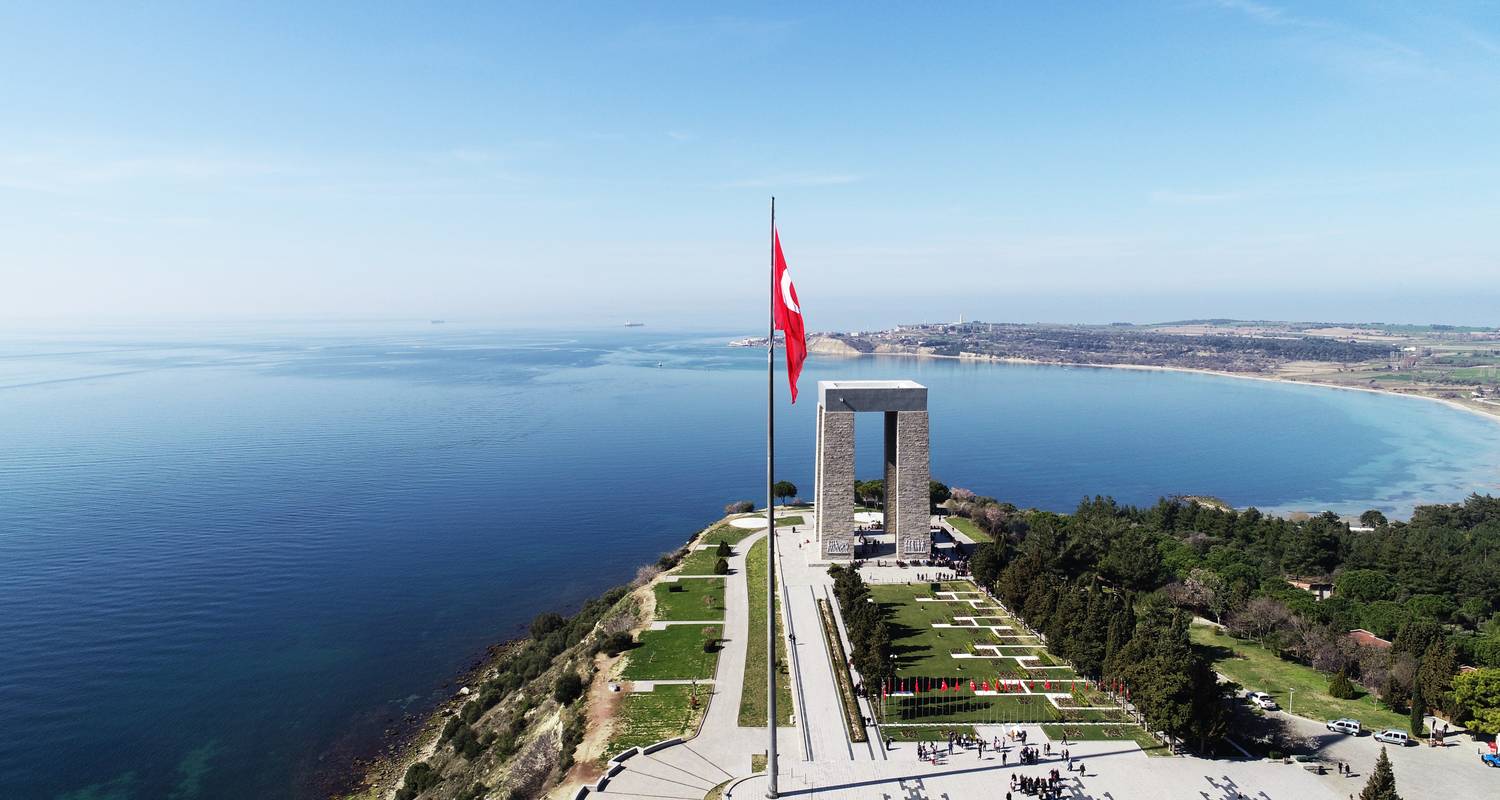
[{"xmin": 813, "ymin": 380, "xmax": 931, "ymax": 560}]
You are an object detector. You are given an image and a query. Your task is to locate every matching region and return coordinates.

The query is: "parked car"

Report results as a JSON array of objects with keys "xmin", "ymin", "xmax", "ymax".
[
  {"xmin": 1246, "ymin": 691, "xmax": 1279, "ymax": 710},
  {"xmin": 1327, "ymin": 718, "xmax": 1362, "ymax": 736},
  {"xmin": 1373, "ymin": 730, "xmax": 1411, "ymax": 746},
  {"xmin": 1482, "ymin": 751, "xmax": 1500, "ymax": 768}
]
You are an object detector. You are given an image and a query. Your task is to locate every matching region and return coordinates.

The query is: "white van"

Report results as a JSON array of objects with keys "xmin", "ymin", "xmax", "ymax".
[
  {"xmin": 1327, "ymin": 718, "xmax": 1362, "ymax": 736},
  {"xmin": 1373, "ymin": 729, "xmax": 1410, "ymax": 746}
]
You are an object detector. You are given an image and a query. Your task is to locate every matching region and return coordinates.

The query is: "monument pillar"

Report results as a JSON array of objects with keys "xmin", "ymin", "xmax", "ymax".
[
  {"xmin": 814, "ymin": 380, "xmax": 931, "ymax": 561},
  {"xmin": 814, "ymin": 406, "xmax": 856, "ymax": 558}
]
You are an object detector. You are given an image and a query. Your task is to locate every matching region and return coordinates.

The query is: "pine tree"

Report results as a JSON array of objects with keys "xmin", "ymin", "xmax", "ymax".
[
  {"xmin": 1408, "ymin": 682, "xmax": 1426, "ymax": 737},
  {"xmin": 1359, "ymin": 747, "xmax": 1402, "ymax": 800}
]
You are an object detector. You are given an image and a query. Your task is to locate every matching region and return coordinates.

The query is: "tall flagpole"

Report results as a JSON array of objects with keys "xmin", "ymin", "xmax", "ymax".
[{"xmin": 765, "ymin": 196, "xmax": 779, "ymax": 798}]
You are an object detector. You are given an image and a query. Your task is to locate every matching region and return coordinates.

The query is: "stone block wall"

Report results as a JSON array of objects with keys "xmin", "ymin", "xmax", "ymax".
[
  {"xmin": 815, "ymin": 406, "xmax": 856, "ymax": 559},
  {"xmin": 894, "ymin": 410, "xmax": 931, "ymax": 558}
]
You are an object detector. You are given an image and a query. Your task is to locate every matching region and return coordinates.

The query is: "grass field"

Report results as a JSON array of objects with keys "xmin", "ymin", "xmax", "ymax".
[
  {"xmin": 653, "ymin": 580, "xmax": 725, "ymax": 621},
  {"xmin": 676, "ymin": 548, "xmax": 730, "ymax": 576},
  {"xmin": 698, "ymin": 522, "xmax": 758, "ymax": 547},
  {"xmin": 1189, "ymin": 623, "xmax": 1406, "ymax": 731},
  {"xmin": 1041, "ymin": 724, "xmax": 1167, "ymax": 756},
  {"xmin": 621, "ymin": 624, "xmax": 721, "ymax": 680},
  {"xmin": 738, "ymin": 536, "xmax": 794, "ymax": 726},
  {"xmin": 945, "ymin": 516, "xmax": 992, "ymax": 543},
  {"xmin": 867, "ymin": 581, "xmax": 1114, "ymax": 724},
  {"xmin": 881, "ymin": 725, "xmax": 979, "ymax": 741},
  {"xmin": 606, "ymin": 684, "xmax": 709, "ymax": 752}
]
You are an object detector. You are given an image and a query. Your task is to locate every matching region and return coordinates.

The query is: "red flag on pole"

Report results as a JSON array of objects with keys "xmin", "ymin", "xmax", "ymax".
[
  {"xmin": 771, "ymin": 229, "xmax": 806, "ymax": 402},
  {"xmin": 970, "ymin": 680, "xmax": 977, "ymax": 692},
  {"xmin": 941, "ymin": 679, "xmax": 948, "ymax": 692},
  {"xmin": 1044, "ymin": 680, "xmax": 1051, "ymax": 691}
]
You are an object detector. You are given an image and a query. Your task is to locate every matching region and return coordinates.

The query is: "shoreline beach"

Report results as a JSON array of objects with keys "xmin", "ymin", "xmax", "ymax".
[{"xmin": 844, "ymin": 350, "xmax": 1500, "ymax": 428}]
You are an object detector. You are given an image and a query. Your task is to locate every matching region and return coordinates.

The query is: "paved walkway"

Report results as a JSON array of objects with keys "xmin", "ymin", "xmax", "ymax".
[{"xmin": 592, "ymin": 522, "xmax": 799, "ymax": 798}]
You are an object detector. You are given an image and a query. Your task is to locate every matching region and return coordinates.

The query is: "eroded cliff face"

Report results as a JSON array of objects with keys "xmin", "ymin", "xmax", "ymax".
[{"xmin": 806, "ymin": 335, "xmax": 874, "ymax": 355}]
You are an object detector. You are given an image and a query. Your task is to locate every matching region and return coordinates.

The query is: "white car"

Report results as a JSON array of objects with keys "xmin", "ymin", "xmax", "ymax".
[
  {"xmin": 1246, "ymin": 691, "xmax": 1279, "ymax": 710},
  {"xmin": 1373, "ymin": 729, "xmax": 1411, "ymax": 746},
  {"xmin": 1327, "ymin": 718, "xmax": 1362, "ymax": 736}
]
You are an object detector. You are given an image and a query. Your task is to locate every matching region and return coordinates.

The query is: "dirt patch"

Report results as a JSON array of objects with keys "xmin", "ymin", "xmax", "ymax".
[{"xmin": 560, "ymin": 652, "xmax": 626, "ymax": 794}]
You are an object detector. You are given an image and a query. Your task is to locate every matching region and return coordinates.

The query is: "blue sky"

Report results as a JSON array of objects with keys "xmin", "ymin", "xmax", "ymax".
[{"xmin": 2, "ymin": 1, "xmax": 1497, "ymax": 329}]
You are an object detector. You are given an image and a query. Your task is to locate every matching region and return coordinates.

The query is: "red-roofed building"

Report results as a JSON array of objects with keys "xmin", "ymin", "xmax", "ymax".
[{"xmin": 1347, "ymin": 629, "xmax": 1392, "ymax": 650}]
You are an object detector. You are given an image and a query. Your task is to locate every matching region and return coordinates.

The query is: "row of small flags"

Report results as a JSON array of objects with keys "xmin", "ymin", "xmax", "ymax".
[{"xmin": 880, "ymin": 676, "xmax": 1131, "ymax": 700}]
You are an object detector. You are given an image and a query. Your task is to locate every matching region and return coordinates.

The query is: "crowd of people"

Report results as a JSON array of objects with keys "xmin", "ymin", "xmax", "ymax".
[{"xmin": 1008, "ymin": 768, "xmax": 1068, "ymax": 798}]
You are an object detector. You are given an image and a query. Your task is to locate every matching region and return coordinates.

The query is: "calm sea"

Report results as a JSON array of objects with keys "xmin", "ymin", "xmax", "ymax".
[{"xmin": 2, "ymin": 323, "xmax": 1498, "ymax": 799}]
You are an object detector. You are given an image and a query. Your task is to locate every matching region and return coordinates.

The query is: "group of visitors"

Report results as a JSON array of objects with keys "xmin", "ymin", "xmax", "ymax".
[{"xmin": 1008, "ymin": 769, "xmax": 1065, "ymax": 798}]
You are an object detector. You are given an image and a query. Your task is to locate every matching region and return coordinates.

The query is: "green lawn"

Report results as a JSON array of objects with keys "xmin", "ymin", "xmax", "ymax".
[
  {"xmin": 621, "ymin": 624, "xmax": 722, "ymax": 680},
  {"xmin": 865, "ymin": 581, "xmax": 1101, "ymax": 724},
  {"xmin": 1189, "ymin": 623, "xmax": 1407, "ymax": 730},
  {"xmin": 881, "ymin": 725, "xmax": 979, "ymax": 741},
  {"xmin": 775, "ymin": 515, "xmax": 805, "ymax": 527},
  {"xmin": 653, "ymin": 580, "xmax": 725, "ymax": 621},
  {"xmin": 605, "ymin": 684, "xmax": 709, "ymax": 753},
  {"xmin": 738, "ymin": 536, "xmax": 794, "ymax": 726},
  {"xmin": 1041, "ymin": 724, "xmax": 1167, "ymax": 756},
  {"xmin": 699, "ymin": 521, "xmax": 758, "ymax": 547},
  {"xmin": 946, "ymin": 516, "xmax": 992, "ymax": 543},
  {"xmin": 676, "ymin": 548, "xmax": 730, "ymax": 576}
]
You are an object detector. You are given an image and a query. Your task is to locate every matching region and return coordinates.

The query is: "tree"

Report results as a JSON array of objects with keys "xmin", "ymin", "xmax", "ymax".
[
  {"xmin": 713, "ymin": 557, "xmax": 730, "ymax": 575},
  {"xmin": 531, "ymin": 612, "xmax": 565, "ymax": 639},
  {"xmin": 970, "ymin": 542, "xmax": 1004, "ymax": 589},
  {"xmin": 1335, "ymin": 569, "xmax": 1393, "ymax": 603},
  {"xmin": 929, "ymin": 479, "xmax": 951, "ymax": 511},
  {"xmin": 855, "ymin": 479, "xmax": 884, "ymax": 507},
  {"xmin": 1408, "ymin": 682, "xmax": 1426, "ymax": 736},
  {"xmin": 1329, "ymin": 670, "xmax": 1357, "ymax": 700},
  {"xmin": 725, "ymin": 500, "xmax": 755, "ymax": 514},
  {"xmin": 772, "ymin": 480, "xmax": 797, "ymax": 503},
  {"xmin": 553, "ymin": 672, "xmax": 585, "ymax": 705},
  {"xmin": 1359, "ymin": 747, "xmax": 1401, "ymax": 800},
  {"xmin": 1451, "ymin": 667, "xmax": 1500, "ymax": 735},
  {"xmin": 1360, "ymin": 509, "xmax": 1388, "ymax": 528},
  {"xmin": 716, "ymin": 541, "xmax": 732, "ymax": 557}
]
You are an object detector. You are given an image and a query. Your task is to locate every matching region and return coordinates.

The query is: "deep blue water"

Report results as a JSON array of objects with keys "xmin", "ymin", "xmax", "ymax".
[{"xmin": 2, "ymin": 323, "xmax": 1499, "ymax": 800}]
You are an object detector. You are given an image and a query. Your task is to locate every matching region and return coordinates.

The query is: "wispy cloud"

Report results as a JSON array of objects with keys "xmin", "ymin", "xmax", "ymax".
[
  {"xmin": 0, "ymin": 150, "xmax": 295, "ymax": 193},
  {"xmin": 1205, "ymin": 0, "xmax": 1435, "ymax": 78},
  {"xmin": 723, "ymin": 173, "xmax": 862, "ymax": 189},
  {"xmin": 665, "ymin": 130, "xmax": 696, "ymax": 142}
]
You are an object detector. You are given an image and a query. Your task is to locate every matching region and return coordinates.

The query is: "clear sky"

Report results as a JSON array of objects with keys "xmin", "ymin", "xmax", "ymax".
[{"xmin": 2, "ymin": 1, "xmax": 1497, "ymax": 330}]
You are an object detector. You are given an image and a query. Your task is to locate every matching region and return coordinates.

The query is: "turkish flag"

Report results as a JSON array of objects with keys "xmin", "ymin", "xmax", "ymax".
[{"xmin": 772, "ymin": 228, "xmax": 806, "ymax": 402}]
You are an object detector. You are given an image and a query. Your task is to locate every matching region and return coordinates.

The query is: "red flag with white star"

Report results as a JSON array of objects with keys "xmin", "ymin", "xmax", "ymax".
[{"xmin": 772, "ymin": 228, "xmax": 806, "ymax": 402}]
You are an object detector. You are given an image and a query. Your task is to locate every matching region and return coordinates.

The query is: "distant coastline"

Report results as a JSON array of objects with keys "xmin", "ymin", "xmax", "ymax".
[{"xmin": 842, "ymin": 348, "xmax": 1500, "ymax": 427}]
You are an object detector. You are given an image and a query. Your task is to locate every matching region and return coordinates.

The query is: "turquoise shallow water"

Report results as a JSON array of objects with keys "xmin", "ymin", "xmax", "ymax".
[{"xmin": 1, "ymin": 323, "xmax": 1498, "ymax": 799}]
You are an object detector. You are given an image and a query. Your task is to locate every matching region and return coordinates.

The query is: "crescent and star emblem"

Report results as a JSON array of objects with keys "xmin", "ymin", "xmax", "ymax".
[{"xmin": 780, "ymin": 269, "xmax": 800, "ymax": 315}]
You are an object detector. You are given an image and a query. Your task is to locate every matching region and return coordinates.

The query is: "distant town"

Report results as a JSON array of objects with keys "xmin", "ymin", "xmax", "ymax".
[{"xmin": 736, "ymin": 319, "xmax": 1500, "ymax": 416}]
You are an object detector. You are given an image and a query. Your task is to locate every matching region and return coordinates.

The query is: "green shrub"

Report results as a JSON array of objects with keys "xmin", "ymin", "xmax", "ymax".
[
  {"xmin": 395, "ymin": 761, "xmax": 439, "ymax": 800},
  {"xmin": 554, "ymin": 672, "xmax": 585, "ymax": 705},
  {"xmin": 716, "ymin": 541, "xmax": 732, "ymax": 557},
  {"xmin": 598, "ymin": 631, "xmax": 633, "ymax": 657},
  {"xmin": 1329, "ymin": 670, "xmax": 1357, "ymax": 700},
  {"xmin": 714, "ymin": 557, "xmax": 730, "ymax": 575}
]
